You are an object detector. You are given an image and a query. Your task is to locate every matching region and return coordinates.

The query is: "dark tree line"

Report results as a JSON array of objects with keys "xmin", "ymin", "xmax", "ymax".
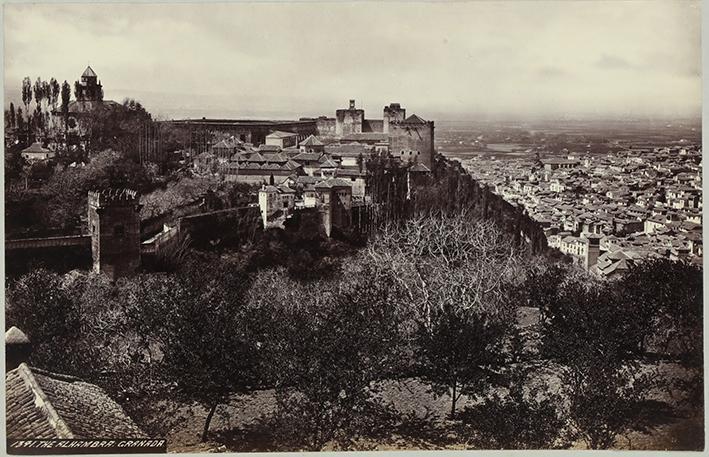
[{"xmin": 10, "ymin": 75, "xmax": 68, "ymax": 140}]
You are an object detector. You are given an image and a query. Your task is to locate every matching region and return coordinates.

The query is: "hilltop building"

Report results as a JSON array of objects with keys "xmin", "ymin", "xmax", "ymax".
[
  {"xmin": 74, "ymin": 66, "xmax": 103, "ymax": 102},
  {"xmin": 168, "ymin": 98, "xmax": 435, "ymax": 173},
  {"xmin": 258, "ymin": 177, "xmax": 353, "ymax": 236},
  {"xmin": 53, "ymin": 66, "xmax": 123, "ymax": 136},
  {"xmin": 329, "ymin": 100, "xmax": 434, "ymax": 169}
]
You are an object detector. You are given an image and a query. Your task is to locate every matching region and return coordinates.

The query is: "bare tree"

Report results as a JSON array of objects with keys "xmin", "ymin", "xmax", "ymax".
[{"xmin": 366, "ymin": 212, "xmax": 523, "ymax": 418}]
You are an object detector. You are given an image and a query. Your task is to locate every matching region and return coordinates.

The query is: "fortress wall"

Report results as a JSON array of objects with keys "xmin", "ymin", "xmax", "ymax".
[
  {"xmin": 315, "ymin": 117, "xmax": 337, "ymax": 137},
  {"xmin": 177, "ymin": 206, "xmax": 262, "ymax": 250}
]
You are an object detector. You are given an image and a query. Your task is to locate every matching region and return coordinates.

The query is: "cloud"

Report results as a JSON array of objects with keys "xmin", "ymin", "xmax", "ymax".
[
  {"xmin": 595, "ymin": 54, "xmax": 636, "ymax": 70},
  {"xmin": 3, "ymin": 1, "xmax": 701, "ymax": 120},
  {"xmin": 538, "ymin": 66, "xmax": 568, "ymax": 78}
]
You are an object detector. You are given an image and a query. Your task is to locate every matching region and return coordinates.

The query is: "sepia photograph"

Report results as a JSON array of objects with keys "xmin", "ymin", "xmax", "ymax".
[{"xmin": 2, "ymin": 0, "xmax": 703, "ymax": 453}]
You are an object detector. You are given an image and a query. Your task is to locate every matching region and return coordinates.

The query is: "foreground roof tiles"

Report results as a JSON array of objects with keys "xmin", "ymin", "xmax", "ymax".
[
  {"xmin": 6, "ymin": 363, "xmax": 147, "ymax": 439},
  {"xmin": 6, "ymin": 326, "xmax": 30, "ymax": 345}
]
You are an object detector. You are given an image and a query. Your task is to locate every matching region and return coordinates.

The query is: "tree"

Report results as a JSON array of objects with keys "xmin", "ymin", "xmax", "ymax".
[
  {"xmin": 33, "ymin": 105, "xmax": 44, "ymax": 135},
  {"xmin": 536, "ymin": 269, "xmax": 659, "ymax": 449},
  {"xmin": 127, "ymin": 264, "xmax": 260, "ymax": 442},
  {"xmin": 33, "ymin": 77, "xmax": 44, "ymax": 109},
  {"xmin": 41, "ymin": 80, "xmax": 51, "ymax": 111},
  {"xmin": 459, "ymin": 366, "xmax": 569, "ymax": 449},
  {"xmin": 9, "ymin": 102, "xmax": 16, "ymax": 128},
  {"xmin": 22, "ymin": 76, "xmax": 32, "ymax": 114},
  {"xmin": 616, "ymin": 259, "xmax": 702, "ymax": 361},
  {"xmin": 16, "ymin": 106, "xmax": 24, "ymax": 133},
  {"xmin": 49, "ymin": 78, "xmax": 60, "ymax": 110},
  {"xmin": 366, "ymin": 214, "xmax": 521, "ymax": 419},
  {"xmin": 5, "ymin": 269, "xmax": 80, "ymax": 372},
  {"xmin": 81, "ymin": 98, "xmax": 152, "ymax": 156},
  {"xmin": 61, "ymin": 80, "xmax": 71, "ymax": 137},
  {"xmin": 22, "ymin": 77, "xmax": 33, "ymax": 137},
  {"xmin": 418, "ymin": 302, "xmax": 511, "ymax": 419},
  {"xmin": 565, "ymin": 361, "xmax": 656, "ymax": 449},
  {"xmin": 256, "ymin": 262, "xmax": 406, "ymax": 450}
]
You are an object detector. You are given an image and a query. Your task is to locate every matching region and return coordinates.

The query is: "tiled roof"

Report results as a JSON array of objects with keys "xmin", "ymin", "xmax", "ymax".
[
  {"xmin": 213, "ymin": 137, "xmax": 243, "ymax": 149},
  {"xmin": 403, "ymin": 114, "xmax": 427, "ymax": 124},
  {"xmin": 299, "ymin": 135, "xmax": 323, "ymax": 146},
  {"xmin": 293, "ymin": 176, "xmax": 322, "ymax": 185},
  {"xmin": 258, "ymin": 145, "xmax": 281, "ymax": 153},
  {"xmin": 262, "ymin": 153, "xmax": 288, "ymax": 163},
  {"xmin": 247, "ymin": 152, "xmax": 266, "ymax": 162},
  {"xmin": 284, "ymin": 160, "xmax": 303, "ymax": 170},
  {"xmin": 282, "ymin": 147, "xmax": 301, "ymax": 157},
  {"xmin": 22, "ymin": 142, "xmax": 51, "ymax": 154},
  {"xmin": 315, "ymin": 178, "xmax": 353, "ymax": 189},
  {"xmin": 6, "ymin": 363, "xmax": 147, "ymax": 439},
  {"xmin": 266, "ymin": 130, "xmax": 298, "ymax": 139},
  {"xmin": 335, "ymin": 169, "xmax": 364, "ymax": 178},
  {"xmin": 6, "ymin": 367, "xmax": 62, "ymax": 439},
  {"xmin": 82, "ymin": 66, "xmax": 97, "ymax": 78},
  {"xmin": 293, "ymin": 152, "xmax": 322, "ymax": 162},
  {"xmin": 410, "ymin": 163, "xmax": 431, "ymax": 173},
  {"xmin": 6, "ymin": 326, "xmax": 30, "ymax": 345}
]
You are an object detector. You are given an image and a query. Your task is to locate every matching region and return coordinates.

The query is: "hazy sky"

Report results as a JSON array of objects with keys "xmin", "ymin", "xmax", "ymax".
[{"xmin": 3, "ymin": 1, "xmax": 701, "ymax": 121}]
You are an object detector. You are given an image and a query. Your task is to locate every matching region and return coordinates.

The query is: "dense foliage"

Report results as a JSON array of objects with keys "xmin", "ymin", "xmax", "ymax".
[{"xmin": 5, "ymin": 213, "xmax": 703, "ymax": 451}]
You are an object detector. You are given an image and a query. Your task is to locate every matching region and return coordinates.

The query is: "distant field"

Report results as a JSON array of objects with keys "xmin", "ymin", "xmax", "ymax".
[
  {"xmin": 438, "ymin": 148, "xmax": 529, "ymax": 162},
  {"xmin": 485, "ymin": 143, "xmax": 528, "ymax": 152}
]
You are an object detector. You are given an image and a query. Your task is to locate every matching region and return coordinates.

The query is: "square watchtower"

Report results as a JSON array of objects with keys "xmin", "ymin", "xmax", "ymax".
[{"xmin": 88, "ymin": 189, "xmax": 142, "ymax": 279}]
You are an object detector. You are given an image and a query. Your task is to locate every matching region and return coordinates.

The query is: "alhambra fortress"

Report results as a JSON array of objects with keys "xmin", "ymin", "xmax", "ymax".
[{"xmin": 9, "ymin": 67, "xmax": 438, "ymax": 279}]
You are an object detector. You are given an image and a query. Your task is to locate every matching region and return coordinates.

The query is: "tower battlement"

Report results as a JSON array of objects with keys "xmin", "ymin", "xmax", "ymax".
[{"xmin": 88, "ymin": 189, "xmax": 140, "ymax": 208}]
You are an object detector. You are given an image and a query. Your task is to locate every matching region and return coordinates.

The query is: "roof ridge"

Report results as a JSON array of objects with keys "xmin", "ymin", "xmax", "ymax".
[
  {"xmin": 17, "ymin": 363, "xmax": 75, "ymax": 438},
  {"xmin": 29, "ymin": 366, "xmax": 85, "ymax": 382}
]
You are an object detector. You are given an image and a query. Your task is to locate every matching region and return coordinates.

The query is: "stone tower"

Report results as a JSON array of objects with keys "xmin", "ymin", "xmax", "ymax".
[
  {"xmin": 88, "ymin": 189, "xmax": 142, "ymax": 279},
  {"xmin": 383, "ymin": 103, "xmax": 406, "ymax": 134},
  {"xmin": 584, "ymin": 235, "xmax": 602, "ymax": 271},
  {"xmin": 75, "ymin": 66, "xmax": 103, "ymax": 102},
  {"xmin": 389, "ymin": 114, "xmax": 435, "ymax": 170},
  {"xmin": 335, "ymin": 99, "xmax": 364, "ymax": 136},
  {"xmin": 315, "ymin": 179, "xmax": 352, "ymax": 237}
]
